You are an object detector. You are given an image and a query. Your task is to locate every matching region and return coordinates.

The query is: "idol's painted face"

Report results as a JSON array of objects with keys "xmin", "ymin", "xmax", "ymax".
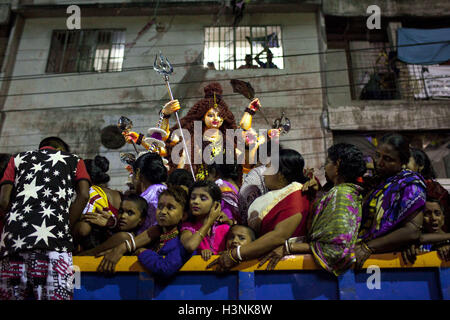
[{"xmin": 204, "ymin": 108, "xmax": 224, "ymax": 129}]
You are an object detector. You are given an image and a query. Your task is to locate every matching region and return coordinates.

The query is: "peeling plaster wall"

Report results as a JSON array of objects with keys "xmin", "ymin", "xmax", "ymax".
[{"xmin": 0, "ymin": 12, "xmax": 325, "ymax": 190}]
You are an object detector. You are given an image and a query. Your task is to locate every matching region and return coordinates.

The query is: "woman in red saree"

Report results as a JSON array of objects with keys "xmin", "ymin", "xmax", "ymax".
[{"xmin": 207, "ymin": 149, "xmax": 310, "ymax": 271}]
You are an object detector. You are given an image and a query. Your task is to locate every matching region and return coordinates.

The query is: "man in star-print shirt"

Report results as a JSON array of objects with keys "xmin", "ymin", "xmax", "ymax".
[{"xmin": 0, "ymin": 137, "xmax": 90, "ymax": 300}]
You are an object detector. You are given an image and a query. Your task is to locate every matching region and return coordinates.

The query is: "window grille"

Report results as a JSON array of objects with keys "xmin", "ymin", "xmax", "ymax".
[
  {"xmin": 204, "ymin": 26, "xmax": 283, "ymax": 70},
  {"xmin": 46, "ymin": 29, "xmax": 126, "ymax": 73}
]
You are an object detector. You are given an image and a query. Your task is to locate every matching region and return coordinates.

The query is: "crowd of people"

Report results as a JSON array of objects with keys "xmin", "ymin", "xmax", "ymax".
[{"xmin": 0, "ymin": 85, "xmax": 449, "ymax": 300}]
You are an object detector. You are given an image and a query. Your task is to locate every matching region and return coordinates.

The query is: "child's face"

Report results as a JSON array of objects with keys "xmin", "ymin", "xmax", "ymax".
[
  {"xmin": 190, "ymin": 187, "xmax": 214, "ymax": 217},
  {"xmin": 226, "ymin": 226, "xmax": 253, "ymax": 249},
  {"xmin": 118, "ymin": 200, "xmax": 143, "ymax": 231},
  {"xmin": 156, "ymin": 194, "xmax": 184, "ymax": 228},
  {"xmin": 424, "ymin": 201, "xmax": 445, "ymax": 233}
]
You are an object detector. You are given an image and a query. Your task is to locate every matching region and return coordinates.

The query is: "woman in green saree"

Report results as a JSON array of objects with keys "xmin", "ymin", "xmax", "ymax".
[{"xmin": 259, "ymin": 143, "xmax": 366, "ymax": 275}]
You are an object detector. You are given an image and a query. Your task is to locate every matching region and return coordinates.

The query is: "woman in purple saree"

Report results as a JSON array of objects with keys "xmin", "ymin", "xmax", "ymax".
[{"xmin": 356, "ymin": 133, "xmax": 426, "ymax": 268}]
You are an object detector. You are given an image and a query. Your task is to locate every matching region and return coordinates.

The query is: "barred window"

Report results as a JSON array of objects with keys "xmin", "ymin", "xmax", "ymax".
[
  {"xmin": 204, "ymin": 26, "xmax": 283, "ymax": 70},
  {"xmin": 46, "ymin": 29, "xmax": 125, "ymax": 73}
]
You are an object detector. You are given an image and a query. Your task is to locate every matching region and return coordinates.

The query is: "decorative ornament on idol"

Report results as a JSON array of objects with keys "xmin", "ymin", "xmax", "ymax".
[
  {"xmin": 120, "ymin": 152, "xmax": 135, "ymax": 185},
  {"xmin": 269, "ymin": 112, "xmax": 291, "ymax": 138},
  {"xmin": 118, "ymin": 116, "xmax": 139, "ymax": 154},
  {"xmin": 240, "ymin": 98, "xmax": 261, "ymax": 131},
  {"xmin": 145, "ymin": 127, "xmax": 167, "ymax": 152},
  {"xmin": 153, "ymin": 51, "xmax": 173, "ymax": 79},
  {"xmin": 154, "ymin": 51, "xmax": 195, "ymax": 180},
  {"xmin": 118, "ymin": 116, "xmax": 133, "ymax": 132},
  {"xmin": 144, "ymin": 128, "xmax": 169, "ymax": 166},
  {"xmin": 117, "ymin": 116, "xmax": 151, "ymax": 153},
  {"xmin": 119, "ymin": 152, "xmax": 136, "ymax": 173}
]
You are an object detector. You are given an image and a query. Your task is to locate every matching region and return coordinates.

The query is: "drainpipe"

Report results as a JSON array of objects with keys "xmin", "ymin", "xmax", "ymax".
[
  {"xmin": 316, "ymin": 7, "xmax": 331, "ymax": 156},
  {"xmin": 0, "ymin": 12, "xmax": 25, "ymax": 139}
]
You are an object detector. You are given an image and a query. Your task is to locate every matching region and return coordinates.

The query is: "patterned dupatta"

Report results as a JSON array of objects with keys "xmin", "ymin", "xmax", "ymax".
[
  {"xmin": 307, "ymin": 183, "xmax": 363, "ymax": 276},
  {"xmin": 359, "ymin": 169, "xmax": 426, "ymax": 241}
]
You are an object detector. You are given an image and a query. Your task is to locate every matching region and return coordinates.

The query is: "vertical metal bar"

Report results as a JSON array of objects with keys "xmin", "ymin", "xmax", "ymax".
[
  {"xmin": 279, "ymin": 25, "xmax": 284, "ymax": 69},
  {"xmin": 250, "ymin": 26, "xmax": 253, "ymax": 58},
  {"xmin": 218, "ymin": 27, "xmax": 221, "ymax": 70},
  {"xmin": 345, "ymin": 40, "xmax": 356, "ymax": 100},
  {"xmin": 75, "ymin": 30, "xmax": 82, "ymax": 72},
  {"xmin": 90, "ymin": 30, "xmax": 99, "ymax": 72},
  {"xmin": 233, "ymin": 27, "xmax": 237, "ymax": 69},
  {"xmin": 106, "ymin": 31, "xmax": 113, "ymax": 72},
  {"xmin": 59, "ymin": 31, "xmax": 69, "ymax": 73}
]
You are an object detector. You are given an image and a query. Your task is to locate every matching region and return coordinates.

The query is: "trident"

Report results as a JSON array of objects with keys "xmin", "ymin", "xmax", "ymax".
[{"xmin": 154, "ymin": 52, "xmax": 196, "ymax": 181}]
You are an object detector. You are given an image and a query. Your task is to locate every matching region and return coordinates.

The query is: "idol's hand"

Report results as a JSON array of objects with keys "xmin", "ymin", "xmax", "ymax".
[
  {"xmin": 248, "ymin": 98, "xmax": 261, "ymax": 112},
  {"xmin": 162, "ymin": 99, "xmax": 181, "ymax": 116},
  {"xmin": 123, "ymin": 131, "xmax": 139, "ymax": 144}
]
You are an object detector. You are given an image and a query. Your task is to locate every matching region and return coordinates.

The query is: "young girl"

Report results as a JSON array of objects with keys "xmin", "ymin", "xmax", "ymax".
[
  {"xmin": 97, "ymin": 186, "xmax": 190, "ymax": 275},
  {"xmin": 77, "ymin": 194, "xmax": 146, "ymax": 256},
  {"xmin": 418, "ymin": 198, "xmax": 450, "ymax": 260},
  {"xmin": 138, "ymin": 186, "xmax": 192, "ymax": 278},
  {"xmin": 180, "ymin": 180, "xmax": 230, "ymax": 261},
  {"xmin": 226, "ymin": 224, "xmax": 255, "ymax": 250}
]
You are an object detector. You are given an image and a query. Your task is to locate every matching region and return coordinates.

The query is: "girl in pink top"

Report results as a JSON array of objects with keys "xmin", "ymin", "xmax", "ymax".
[{"xmin": 180, "ymin": 180, "xmax": 230, "ymax": 261}]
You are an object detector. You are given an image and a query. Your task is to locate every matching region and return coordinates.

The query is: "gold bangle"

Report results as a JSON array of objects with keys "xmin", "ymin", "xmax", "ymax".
[
  {"xmin": 361, "ymin": 242, "xmax": 373, "ymax": 254},
  {"xmin": 228, "ymin": 249, "xmax": 238, "ymax": 264},
  {"xmin": 196, "ymin": 230, "xmax": 205, "ymax": 238}
]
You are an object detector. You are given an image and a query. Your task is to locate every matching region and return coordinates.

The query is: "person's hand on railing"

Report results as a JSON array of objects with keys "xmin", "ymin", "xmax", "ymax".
[
  {"xmin": 257, "ymin": 245, "xmax": 287, "ymax": 270},
  {"xmin": 354, "ymin": 243, "xmax": 372, "ymax": 270},
  {"xmin": 206, "ymin": 250, "xmax": 239, "ymax": 272},
  {"xmin": 401, "ymin": 243, "xmax": 420, "ymax": 264},
  {"xmin": 96, "ymin": 242, "xmax": 127, "ymax": 275},
  {"xmin": 437, "ymin": 243, "xmax": 450, "ymax": 261},
  {"xmin": 201, "ymin": 249, "xmax": 213, "ymax": 261}
]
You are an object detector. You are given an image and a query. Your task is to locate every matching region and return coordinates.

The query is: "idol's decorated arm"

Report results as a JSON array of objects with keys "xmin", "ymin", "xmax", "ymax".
[
  {"xmin": 159, "ymin": 99, "xmax": 181, "ymax": 140},
  {"xmin": 122, "ymin": 130, "xmax": 152, "ymax": 150}
]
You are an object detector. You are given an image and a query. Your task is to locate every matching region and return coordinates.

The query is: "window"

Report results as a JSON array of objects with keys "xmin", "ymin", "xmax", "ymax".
[
  {"xmin": 203, "ymin": 26, "xmax": 283, "ymax": 70},
  {"xmin": 347, "ymin": 41, "xmax": 398, "ymax": 100},
  {"xmin": 46, "ymin": 29, "xmax": 125, "ymax": 73}
]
